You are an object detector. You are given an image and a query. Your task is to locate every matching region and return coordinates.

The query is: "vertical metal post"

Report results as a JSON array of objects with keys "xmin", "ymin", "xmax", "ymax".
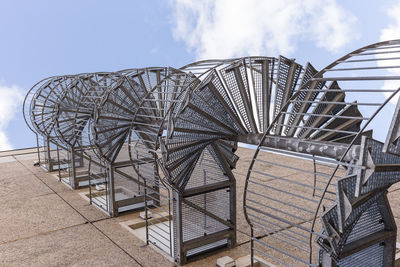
[
  {"xmin": 203, "ymin": 169, "xmax": 207, "ymax": 229},
  {"xmin": 105, "ymin": 164, "xmax": 109, "ymax": 213},
  {"xmin": 250, "ymin": 228, "xmax": 254, "ymax": 267},
  {"xmin": 173, "ymin": 190, "xmax": 184, "ymax": 265},
  {"xmin": 261, "ymin": 59, "xmax": 270, "ymax": 131},
  {"xmin": 312, "ymin": 156, "xmax": 317, "ymax": 197},
  {"xmin": 35, "ymin": 133, "xmax": 41, "ymax": 166},
  {"xmin": 57, "ymin": 145, "xmax": 61, "ymax": 181},
  {"xmin": 67, "ymin": 150, "xmax": 72, "ymax": 183},
  {"xmin": 46, "ymin": 136, "xmax": 52, "ymax": 171},
  {"xmin": 144, "ymin": 179, "xmax": 149, "ymax": 245},
  {"xmin": 88, "ymin": 156, "xmax": 92, "ymax": 205},
  {"xmin": 153, "ymin": 163, "xmax": 160, "ymax": 206},
  {"xmin": 229, "ymin": 175, "xmax": 236, "ymax": 247},
  {"xmin": 107, "ymin": 163, "xmax": 116, "ymax": 217},
  {"xmin": 379, "ymin": 192, "xmax": 397, "ymax": 267},
  {"xmin": 382, "ymin": 237, "xmax": 396, "ymax": 267},
  {"xmin": 319, "ymin": 249, "xmax": 338, "ymax": 267},
  {"xmin": 70, "ymin": 148, "xmax": 77, "ymax": 189},
  {"xmin": 137, "ymin": 153, "xmax": 141, "ymax": 193},
  {"xmin": 168, "ymin": 188, "xmax": 173, "ymax": 256}
]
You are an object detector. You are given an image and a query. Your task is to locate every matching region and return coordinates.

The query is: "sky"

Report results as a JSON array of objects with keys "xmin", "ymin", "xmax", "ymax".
[{"xmin": 1, "ymin": 0, "xmax": 400, "ymax": 150}]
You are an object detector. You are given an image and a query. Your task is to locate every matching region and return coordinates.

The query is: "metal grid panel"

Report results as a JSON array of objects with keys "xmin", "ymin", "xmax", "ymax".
[
  {"xmin": 357, "ymin": 137, "xmax": 400, "ymax": 196},
  {"xmin": 345, "ymin": 202, "xmax": 385, "ymax": 244},
  {"xmin": 248, "ymin": 57, "xmax": 275, "ymax": 133},
  {"xmin": 182, "ymin": 188, "xmax": 230, "ymax": 242},
  {"xmin": 182, "ymin": 146, "xmax": 230, "ymax": 190},
  {"xmin": 337, "ymin": 242, "xmax": 384, "ymax": 266},
  {"xmin": 220, "ymin": 60, "xmax": 256, "ymax": 132},
  {"xmin": 272, "ymin": 56, "xmax": 303, "ymax": 131}
]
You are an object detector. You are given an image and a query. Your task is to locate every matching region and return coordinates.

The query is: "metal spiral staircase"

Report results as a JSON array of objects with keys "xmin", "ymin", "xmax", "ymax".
[
  {"xmin": 23, "ymin": 40, "xmax": 400, "ymax": 266},
  {"xmin": 23, "ymin": 76, "xmax": 75, "ymax": 171},
  {"xmin": 244, "ymin": 40, "xmax": 400, "ymax": 266}
]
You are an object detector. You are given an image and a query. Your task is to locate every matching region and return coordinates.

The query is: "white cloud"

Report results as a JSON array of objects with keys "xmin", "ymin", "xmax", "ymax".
[
  {"xmin": 380, "ymin": 2, "xmax": 400, "ymax": 42},
  {"xmin": 170, "ymin": 0, "xmax": 358, "ymax": 59},
  {"xmin": 379, "ymin": 1, "xmax": 400, "ymax": 102},
  {"xmin": 0, "ymin": 81, "xmax": 24, "ymax": 151}
]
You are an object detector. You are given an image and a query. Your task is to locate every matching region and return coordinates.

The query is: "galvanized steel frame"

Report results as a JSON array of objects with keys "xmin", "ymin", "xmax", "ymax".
[{"xmin": 23, "ymin": 39, "xmax": 400, "ymax": 266}]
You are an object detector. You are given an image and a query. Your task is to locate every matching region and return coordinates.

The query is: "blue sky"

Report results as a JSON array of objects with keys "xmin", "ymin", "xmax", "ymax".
[{"xmin": 1, "ymin": 0, "xmax": 400, "ymax": 150}]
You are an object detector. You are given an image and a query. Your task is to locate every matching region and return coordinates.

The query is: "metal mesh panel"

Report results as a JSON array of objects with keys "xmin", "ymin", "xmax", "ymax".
[
  {"xmin": 272, "ymin": 56, "xmax": 303, "ymax": 135},
  {"xmin": 184, "ymin": 146, "xmax": 230, "ymax": 190},
  {"xmin": 182, "ymin": 188, "xmax": 230, "ymax": 242},
  {"xmin": 358, "ymin": 138, "xmax": 400, "ymax": 195},
  {"xmin": 221, "ymin": 61, "xmax": 255, "ymax": 132},
  {"xmin": 249, "ymin": 57, "xmax": 275, "ymax": 133},
  {"xmin": 91, "ymin": 75, "xmax": 145, "ymax": 162},
  {"xmin": 273, "ymin": 56, "xmax": 302, "ymax": 118},
  {"xmin": 113, "ymin": 166, "xmax": 144, "ymax": 212},
  {"xmin": 337, "ymin": 242, "xmax": 384, "ymax": 267},
  {"xmin": 346, "ymin": 202, "xmax": 384, "ymax": 244},
  {"xmin": 209, "ymin": 70, "xmax": 244, "ymax": 134}
]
